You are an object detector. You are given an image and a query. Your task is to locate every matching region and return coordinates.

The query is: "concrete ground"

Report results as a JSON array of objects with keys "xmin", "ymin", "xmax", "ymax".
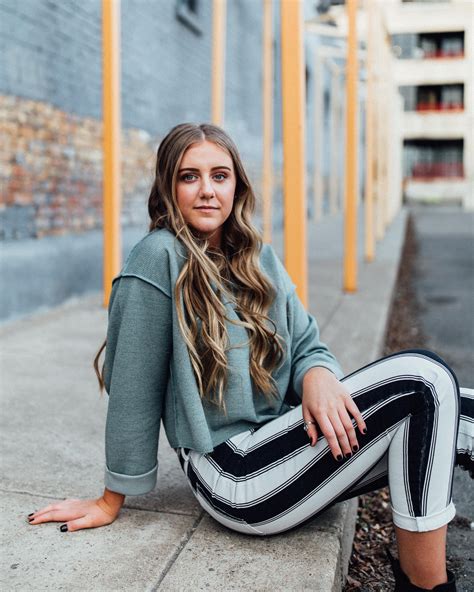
[
  {"xmin": 0, "ymin": 207, "xmax": 407, "ymax": 592},
  {"xmin": 410, "ymin": 206, "xmax": 474, "ymax": 591}
]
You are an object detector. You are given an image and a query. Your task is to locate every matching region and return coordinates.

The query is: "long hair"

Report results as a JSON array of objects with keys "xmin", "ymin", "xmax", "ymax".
[{"xmin": 94, "ymin": 122, "xmax": 285, "ymax": 414}]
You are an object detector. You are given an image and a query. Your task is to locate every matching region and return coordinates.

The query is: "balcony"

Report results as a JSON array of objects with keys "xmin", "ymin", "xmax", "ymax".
[
  {"xmin": 403, "ymin": 139, "xmax": 464, "ymax": 184},
  {"xmin": 401, "ymin": 111, "xmax": 466, "ymax": 140},
  {"xmin": 394, "ymin": 58, "xmax": 467, "ymax": 86}
]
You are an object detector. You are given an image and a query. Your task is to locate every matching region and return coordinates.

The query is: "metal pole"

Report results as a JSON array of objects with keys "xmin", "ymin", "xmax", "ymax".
[
  {"xmin": 343, "ymin": 0, "xmax": 358, "ymax": 292},
  {"xmin": 101, "ymin": 0, "xmax": 122, "ymax": 307},
  {"xmin": 212, "ymin": 0, "xmax": 226, "ymax": 125},
  {"xmin": 262, "ymin": 0, "xmax": 273, "ymax": 244},
  {"xmin": 281, "ymin": 0, "xmax": 307, "ymax": 306}
]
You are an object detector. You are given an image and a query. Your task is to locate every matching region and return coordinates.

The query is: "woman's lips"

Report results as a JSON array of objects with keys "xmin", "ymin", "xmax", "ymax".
[{"xmin": 195, "ymin": 207, "xmax": 218, "ymax": 210}]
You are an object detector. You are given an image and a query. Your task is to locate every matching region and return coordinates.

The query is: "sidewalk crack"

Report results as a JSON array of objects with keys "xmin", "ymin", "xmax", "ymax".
[{"xmin": 150, "ymin": 510, "xmax": 205, "ymax": 591}]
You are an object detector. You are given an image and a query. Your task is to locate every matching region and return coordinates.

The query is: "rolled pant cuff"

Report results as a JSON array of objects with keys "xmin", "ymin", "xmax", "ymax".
[{"xmin": 392, "ymin": 501, "xmax": 456, "ymax": 532}]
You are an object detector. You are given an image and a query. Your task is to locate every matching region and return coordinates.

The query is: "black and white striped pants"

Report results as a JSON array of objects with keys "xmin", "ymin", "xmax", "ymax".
[{"xmin": 176, "ymin": 350, "xmax": 474, "ymax": 536}]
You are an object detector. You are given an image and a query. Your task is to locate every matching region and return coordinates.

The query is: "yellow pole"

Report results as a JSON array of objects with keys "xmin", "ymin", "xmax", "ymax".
[
  {"xmin": 262, "ymin": 0, "xmax": 273, "ymax": 244},
  {"xmin": 343, "ymin": 0, "xmax": 358, "ymax": 293},
  {"xmin": 102, "ymin": 0, "xmax": 122, "ymax": 307},
  {"xmin": 364, "ymin": 0, "xmax": 375, "ymax": 262},
  {"xmin": 281, "ymin": 0, "xmax": 307, "ymax": 307},
  {"xmin": 212, "ymin": 0, "xmax": 226, "ymax": 125}
]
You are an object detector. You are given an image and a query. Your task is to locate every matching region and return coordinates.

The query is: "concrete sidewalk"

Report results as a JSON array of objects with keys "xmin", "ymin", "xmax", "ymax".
[{"xmin": 0, "ymin": 208, "xmax": 408, "ymax": 592}]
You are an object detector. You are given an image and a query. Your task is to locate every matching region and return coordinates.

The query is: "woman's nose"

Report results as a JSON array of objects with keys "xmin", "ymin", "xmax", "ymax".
[{"xmin": 200, "ymin": 176, "xmax": 215, "ymax": 196}]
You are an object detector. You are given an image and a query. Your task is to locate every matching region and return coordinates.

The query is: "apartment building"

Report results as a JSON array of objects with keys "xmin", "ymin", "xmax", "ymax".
[{"xmin": 386, "ymin": 0, "xmax": 473, "ymax": 209}]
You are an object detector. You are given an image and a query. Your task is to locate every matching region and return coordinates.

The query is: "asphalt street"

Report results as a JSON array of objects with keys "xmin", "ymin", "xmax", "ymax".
[{"xmin": 411, "ymin": 206, "xmax": 473, "ymax": 591}]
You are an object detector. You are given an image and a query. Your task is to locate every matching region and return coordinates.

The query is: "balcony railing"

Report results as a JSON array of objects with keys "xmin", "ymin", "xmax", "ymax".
[
  {"xmin": 421, "ymin": 49, "xmax": 464, "ymax": 59},
  {"xmin": 410, "ymin": 162, "xmax": 464, "ymax": 179},
  {"xmin": 415, "ymin": 102, "xmax": 464, "ymax": 112}
]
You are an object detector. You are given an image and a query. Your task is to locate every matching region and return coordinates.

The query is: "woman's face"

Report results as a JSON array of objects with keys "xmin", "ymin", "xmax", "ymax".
[{"xmin": 175, "ymin": 140, "xmax": 237, "ymax": 248}]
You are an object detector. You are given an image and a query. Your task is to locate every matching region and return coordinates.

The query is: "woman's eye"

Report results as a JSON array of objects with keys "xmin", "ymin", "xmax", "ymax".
[
  {"xmin": 181, "ymin": 174, "xmax": 196, "ymax": 181},
  {"xmin": 214, "ymin": 173, "xmax": 226, "ymax": 181}
]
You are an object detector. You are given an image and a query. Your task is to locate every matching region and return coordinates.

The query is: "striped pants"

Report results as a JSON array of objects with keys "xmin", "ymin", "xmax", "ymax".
[{"xmin": 176, "ymin": 350, "xmax": 474, "ymax": 536}]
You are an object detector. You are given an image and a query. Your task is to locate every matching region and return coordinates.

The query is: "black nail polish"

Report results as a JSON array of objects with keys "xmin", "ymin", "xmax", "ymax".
[
  {"xmin": 28, "ymin": 516, "xmax": 34, "ymax": 522},
  {"xmin": 344, "ymin": 452, "xmax": 352, "ymax": 459},
  {"xmin": 28, "ymin": 512, "xmax": 34, "ymax": 517},
  {"xmin": 352, "ymin": 445, "xmax": 359, "ymax": 452},
  {"xmin": 362, "ymin": 428, "xmax": 367, "ymax": 435},
  {"xmin": 59, "ymin": 524, "xmax": 68, "ymax": 532},
  {"xmin": 336, "ymin": 454, "xmax": 343, "ymax": 461}
]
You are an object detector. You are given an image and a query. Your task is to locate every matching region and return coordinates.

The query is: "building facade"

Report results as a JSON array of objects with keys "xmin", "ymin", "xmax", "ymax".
[{"xmin": 387, "ymin": 0, "xmax": 473, "ymax": 209}]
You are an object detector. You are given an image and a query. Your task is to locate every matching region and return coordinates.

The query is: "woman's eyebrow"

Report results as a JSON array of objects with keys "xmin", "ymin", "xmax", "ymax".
[{"xmin": 178, "ymin": 166, "xmax": 232, "ymax": 172}]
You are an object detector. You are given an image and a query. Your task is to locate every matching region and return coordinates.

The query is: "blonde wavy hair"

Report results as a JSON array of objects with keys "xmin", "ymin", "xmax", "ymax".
[{"xmin": 93, "ymin": 122, "xmax": 285, "ymax": 414}]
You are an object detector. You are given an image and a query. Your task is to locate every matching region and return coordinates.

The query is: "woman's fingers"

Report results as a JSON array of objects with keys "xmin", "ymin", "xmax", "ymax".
[
  {"xmin": 28, "ymin": 498, "xmax": 81, "ymax": 520},
  {"xmin": 28, "ymin": 503, "xmax": 58, "ymax": 519},
  {"xmin": 324, "ymin": 413, "xmax": 353, "ymax": 458},
  {"xmin": 66, "ymin": 516, "xmax": 95, "ymax": 532},
  {"xmin": 316, "ymin": 415, "xmax": 344, "ymax": 460},
  {"xmin": 28, "ymin": 508, "xmax": 83, "ymax": 524},
  {"xmin": 344, "ymin": 395, "xmax": 367, "ymax": 436},
  {"xmin": 302, "ymin": 407, "xmax": 318, "ymax": 446},
  {"xmin": 27, "ymin": 499, "xmax": 85, "ymax": 524},
  {"xmin": 338, "ymin": 407, "xmax": 359, "ymax": 452}
]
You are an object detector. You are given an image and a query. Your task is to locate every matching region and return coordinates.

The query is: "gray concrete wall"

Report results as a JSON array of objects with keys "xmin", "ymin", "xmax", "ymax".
[{"xmin": 0, "ymin": 226, "xmax": 148, "ymax": 324}]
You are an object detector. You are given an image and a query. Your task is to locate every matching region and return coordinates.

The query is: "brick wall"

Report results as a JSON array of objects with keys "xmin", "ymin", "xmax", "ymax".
[{"xmin": 0, "ymin": 0, "xmax": 275, "ymax": 241}]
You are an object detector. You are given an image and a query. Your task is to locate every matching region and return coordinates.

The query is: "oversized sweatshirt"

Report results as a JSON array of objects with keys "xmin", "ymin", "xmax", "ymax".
[{"xmin": 103, "ymin": 228, "xmax": 344, "ymax": 496}]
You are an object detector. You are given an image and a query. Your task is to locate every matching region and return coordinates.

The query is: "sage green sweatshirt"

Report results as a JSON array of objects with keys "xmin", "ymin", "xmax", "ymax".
[{"xmin": 103, "ymin": 228, "xmax": 344, "ymax": 495}]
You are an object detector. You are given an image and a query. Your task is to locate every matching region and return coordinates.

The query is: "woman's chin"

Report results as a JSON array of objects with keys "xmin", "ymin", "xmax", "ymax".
[{"xmin": 188, "ymin": 224, "xmax": 221, "ymax": 242}]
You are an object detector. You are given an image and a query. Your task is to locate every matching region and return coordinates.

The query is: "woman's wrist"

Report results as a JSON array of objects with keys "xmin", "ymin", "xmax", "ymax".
[
  {"xmin": 302, "ymin": 366, "xmax": 334, "ymax": 386},
  {"xmin": 100, "ymin": 488, "xmax": 126, "ymax": 516}
]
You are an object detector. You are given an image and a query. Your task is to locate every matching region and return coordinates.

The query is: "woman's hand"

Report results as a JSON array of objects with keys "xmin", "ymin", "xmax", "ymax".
[
  {"xmin": 26, "ymin": 490, "xmax": 125, "ymax": 532},
  {"xmin": 302, "ymin": 366, "xmax": 366, "ymax": 460}
]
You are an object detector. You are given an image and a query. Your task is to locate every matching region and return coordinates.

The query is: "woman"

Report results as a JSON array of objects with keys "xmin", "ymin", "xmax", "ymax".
[{"xmin": 27, "ymin": 123, "xmax": 473, "ymax": 591}]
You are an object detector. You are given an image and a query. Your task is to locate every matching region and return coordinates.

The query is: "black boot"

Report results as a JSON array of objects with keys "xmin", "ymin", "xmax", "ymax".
[{"xmin": 386, "ymin": 548, "xmax": 457, "ymax": 592}]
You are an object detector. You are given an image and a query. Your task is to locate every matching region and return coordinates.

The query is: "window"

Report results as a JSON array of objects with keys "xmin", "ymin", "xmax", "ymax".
[
  {"xmin": 399, "ymin": 84, "xmax": 464, "ymax": 112},
  {"xmin": 391, "ymin": 31, "xmax": 464, "ymax": 60},
  {"xmin": 403, "ymin": 139, "xmax": 464, "ymax": 179}
]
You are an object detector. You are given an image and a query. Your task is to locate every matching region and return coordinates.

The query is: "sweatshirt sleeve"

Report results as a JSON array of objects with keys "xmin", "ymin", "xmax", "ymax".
[
  {"xmin": 287, "ymin": 287, "xmax": 344, "ymax": 399},
  {"xmin": 103, "ymin": 275, "xmax": 172, "ymax": 496}
]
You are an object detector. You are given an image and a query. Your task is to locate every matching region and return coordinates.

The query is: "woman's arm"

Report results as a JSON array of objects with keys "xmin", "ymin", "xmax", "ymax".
[
  {"xmin": 28, "ymin": 275, "xmax": 172, "ymax": 532},
  {"xmin": 103, "ymin": 274, "xmax": 172, "ymax": 495}
]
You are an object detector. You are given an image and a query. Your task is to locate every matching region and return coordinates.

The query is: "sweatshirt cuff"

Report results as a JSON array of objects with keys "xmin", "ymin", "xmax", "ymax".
[
  {"xmin": 293, "ymin": 362, "xmax": 345, "ymax": 398},
  {"xmin": 104, "ymin": 461, "xmax": 158, "ymax": 496}
]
